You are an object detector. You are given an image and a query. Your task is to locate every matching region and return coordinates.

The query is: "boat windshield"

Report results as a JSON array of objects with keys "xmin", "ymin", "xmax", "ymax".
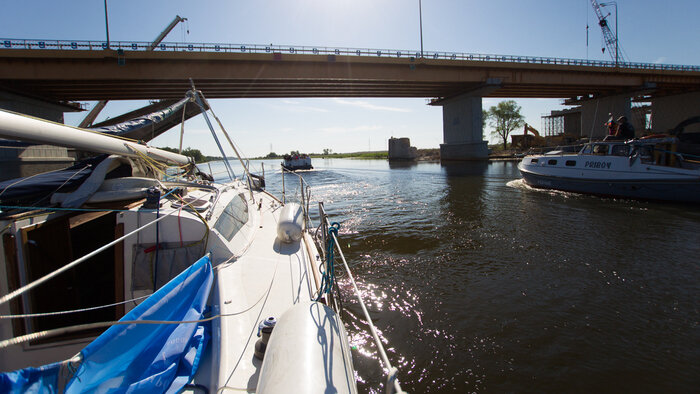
[
  {"xmin": 579, "ymin": 143, "xmax": 610, "ymax": 155},
  {"xmin": 580, "ymin": 143, "xmax": 631, "ymax": 156},
  {"xmin": 611, "ymin": 144, "xmax": 631, "ymax": 156}
]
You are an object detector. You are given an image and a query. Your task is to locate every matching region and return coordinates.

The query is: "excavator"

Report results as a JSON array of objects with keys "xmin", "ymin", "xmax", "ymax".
[
  {"xmin": 511, "ymin": 123, "xmax": 545, "ymax": 149},
  {"xmin": 511, "ymin": 123, "xmax": 580, "ymax": 150}
]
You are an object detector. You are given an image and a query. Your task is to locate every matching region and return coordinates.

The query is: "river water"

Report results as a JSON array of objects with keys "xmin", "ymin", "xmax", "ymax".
[{"xmin": 216, "ymin": 158, "xmax": 699, "ymax": 393}]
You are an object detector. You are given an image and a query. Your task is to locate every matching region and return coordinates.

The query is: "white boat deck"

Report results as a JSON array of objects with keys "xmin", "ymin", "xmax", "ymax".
[{"xmin": 194, "ymin": 192, "xmax": 320, "ymax": 392}]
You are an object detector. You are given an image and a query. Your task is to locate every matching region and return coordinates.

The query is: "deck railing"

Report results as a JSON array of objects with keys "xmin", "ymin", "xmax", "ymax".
[
  {"xmin": 2, "ymin": 38, "xmax": 698, "ymax": 72},
  {"xmin": 317, "ymin": 201, "xmax": 404, "ymax": 394},
  {"xmin": 275, "ymin": 169, "xmax": 404, "ymax": 392},
  {"xmin": 279, "ymin": 166, "xmax": 312, "ymax": 230}
]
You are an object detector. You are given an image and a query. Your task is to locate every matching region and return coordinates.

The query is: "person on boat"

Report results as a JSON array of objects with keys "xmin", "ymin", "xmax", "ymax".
[
  {"xmin": 614, "ymin": 116, "xmax": 635, "ymax": 140},
  {"xmin": 606, "ymin": 115, "xmax": 617, "ymax": 137}
]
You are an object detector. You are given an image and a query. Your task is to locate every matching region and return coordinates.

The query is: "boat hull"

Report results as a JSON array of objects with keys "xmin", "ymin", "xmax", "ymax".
[{"xmin": 520, "ymin": 168, "xmax": 700, "ymax": 203}]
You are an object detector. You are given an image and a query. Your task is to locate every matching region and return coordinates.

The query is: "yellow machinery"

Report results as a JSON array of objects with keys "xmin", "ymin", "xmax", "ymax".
[{"xmin": 511, "ymin": 123, "xmax": 545, "ymax": 149}]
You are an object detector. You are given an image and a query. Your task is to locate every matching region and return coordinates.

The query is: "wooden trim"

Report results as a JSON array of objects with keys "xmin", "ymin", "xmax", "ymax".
[{"xmin": 68, "ymin": 210, "xmax": 111, "ymax": 228}]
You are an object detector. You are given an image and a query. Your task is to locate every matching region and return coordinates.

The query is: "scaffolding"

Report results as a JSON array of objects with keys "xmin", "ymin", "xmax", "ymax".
[{"xmin": 541, "ymin": 107, "xmax": 582, "ymax": 137}]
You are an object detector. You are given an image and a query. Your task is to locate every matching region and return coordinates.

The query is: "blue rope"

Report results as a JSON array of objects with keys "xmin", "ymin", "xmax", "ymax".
[
  {"xmin": 317, "ymin": 222, "xmax": 340, "ymax": 301},
  {"xmin": 160, "ymin": 187, "xmax": 179, "ymax": 200}
]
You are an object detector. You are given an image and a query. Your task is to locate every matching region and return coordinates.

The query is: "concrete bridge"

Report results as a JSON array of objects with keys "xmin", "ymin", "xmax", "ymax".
[{"xmin": 1, "ymin": 39, "xmax": 699, "ymax": 159}]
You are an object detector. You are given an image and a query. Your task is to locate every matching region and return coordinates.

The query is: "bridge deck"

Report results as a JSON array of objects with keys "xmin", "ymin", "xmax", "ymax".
[{"xmin": 1, "ymin": 44, "xmax": 699, "ymax": 102}]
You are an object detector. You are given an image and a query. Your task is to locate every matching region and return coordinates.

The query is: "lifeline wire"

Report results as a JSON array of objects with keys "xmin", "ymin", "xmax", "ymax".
[
  {"xmin": 0, "ymin": 295, "xmax": 150, "ymax": 319},
  {"xmin": 0, "ymin": 205, "xmax": 180, "ymax": 307},
  {"xmin": 0, "ymin": 305, "xmax": 268, "ymax": 349},
  {"xmin": 325, "ymin": 217, "xmax": 404, "ymax": 394}
]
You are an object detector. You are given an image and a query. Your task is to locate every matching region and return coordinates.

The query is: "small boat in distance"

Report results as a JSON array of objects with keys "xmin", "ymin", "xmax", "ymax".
[
  {"xmin": 0, "ymin": 89, "xmax": 403, "ymax": 393},
  {"xmin": 518, "ymin": 135, "xmax": 700, "ymax": 203},
  {"xmin": 282, "ymin": 153, "xmax": 313, "ymax": 171}
]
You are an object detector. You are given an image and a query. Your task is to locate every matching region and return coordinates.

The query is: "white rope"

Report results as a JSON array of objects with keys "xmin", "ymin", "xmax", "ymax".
[
  {"xmin": 0, "ymin": 207, "xmax": 179, "ymax": 307},
  {"xmin": 0, "ymin": 296, "xmax": 279, "ymax": 349},
  {"xmin": 0, "ymin": 295, "xmax": 149, "ymax": 319},
  {"xmin": 0, "ymin": 258, "xmax": 278, "ymax": 349},
  {"xmin": 0, "ymin": 166, "xmax": 86, "ymax": 199},
  {"xmin": 0, "ymin": 316, "xmax": 218, "ymax": 349}
]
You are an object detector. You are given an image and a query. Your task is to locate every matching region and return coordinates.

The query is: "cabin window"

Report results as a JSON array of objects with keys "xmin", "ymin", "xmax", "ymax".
[
  {"xmin": 530, "ymin": 158, "xmax": 539, "ymax": 164},
  {"xmin": 11, "ymin": 211, "xmax": 123, "ymax": 345},
  {"xmin": 636, "ymin": 146, "xmax": 653, "ymax": 160},
  {"xmin": 592, "ymin": 144, "xmax": 608, "ymax": 155},
  {"xmin": 611, "ymin": 145, "xmax": 630, "ymax": 156},
  {"xmin": 566, "ymin": 160, "xmax": 577, "ymax": 166},
  {"xmin": 547, "ymin": 159, "xmax": 557, "ymax": 165},
  {"xmin": 214, "ymin": 193, "xmax": 249, "ymax": 241}
]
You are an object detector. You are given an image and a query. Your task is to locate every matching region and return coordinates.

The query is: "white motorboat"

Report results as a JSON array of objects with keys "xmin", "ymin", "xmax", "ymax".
[
  {"xmin": 0, "ymin": 90, "xmax": 403, "ymax": 393},
  {"xmin": 517, "ymin": 136, "xmax": 700, "ymax": 203}
]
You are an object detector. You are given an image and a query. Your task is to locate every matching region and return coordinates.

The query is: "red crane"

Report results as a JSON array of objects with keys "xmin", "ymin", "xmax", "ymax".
[{"xmin": 590, "ymin": 0, "xmax": 627, "ymax": 65}]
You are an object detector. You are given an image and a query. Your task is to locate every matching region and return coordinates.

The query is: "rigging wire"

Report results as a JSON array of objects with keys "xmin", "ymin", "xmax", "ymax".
[
  {"xmin": 0, "ymin": 191, "xmax": 206, "ymax": 308},
  {"xmin": 0, "ymin": 165, "xmax": 86, "ymax": 200},
  {"xmin": 319, "ymin": 207, "xmax": 405, "ymax": 393},
  {"xmin": 0, "ymin": 295, "xmax": 150, "ymax": 320}
]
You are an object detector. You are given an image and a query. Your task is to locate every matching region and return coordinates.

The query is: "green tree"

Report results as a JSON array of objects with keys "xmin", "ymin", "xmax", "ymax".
[
  {"xmin": 181, "ymin": 147, "xmax": 205, "ymax": 163},
  {"xmin": 487, "ymin": 100, "xmax": 525, "ymax": 150},
  {"xmin": 158, "ymin": 146, "xmax": 205, "ymax": 162}
]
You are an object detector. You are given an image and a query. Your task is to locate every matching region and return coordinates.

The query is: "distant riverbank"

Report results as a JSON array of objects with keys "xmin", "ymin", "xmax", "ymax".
[
  {"xmin": 260, "ymin": 149, "xmax": 442, "ymax": 161},
  {"xmin": 182, "ymin": 147, "xmax": 523, "ymax": 163}
]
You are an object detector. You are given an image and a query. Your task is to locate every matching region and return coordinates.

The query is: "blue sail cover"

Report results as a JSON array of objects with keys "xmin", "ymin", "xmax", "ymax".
[
  {"xmin": 1, "ymin": 255, "xmax": 213, "ymax": 393},
  {"xmin": 90, "ymin": 97, "xmax": 192, "ymax": 142}
]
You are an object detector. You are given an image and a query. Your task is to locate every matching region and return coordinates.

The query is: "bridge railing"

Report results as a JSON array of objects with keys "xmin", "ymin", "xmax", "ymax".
[{"xmin": 2, "ymin": 38, "xmax": 699, "ymax": 72}]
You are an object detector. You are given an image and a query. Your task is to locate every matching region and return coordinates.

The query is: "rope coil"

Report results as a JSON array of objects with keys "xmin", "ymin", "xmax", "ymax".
[{"xmin": 317, "ymin": 222, "xmax": 340, "ymax": 300}]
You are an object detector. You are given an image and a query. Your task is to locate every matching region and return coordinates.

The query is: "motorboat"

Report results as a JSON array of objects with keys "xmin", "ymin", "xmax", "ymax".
[
  {"xmin": 0, "ymin": 90, "xmax": 403, "ymax": 393},
  {"xmin": 518, "ymin": 136, "xmax": 700, "ymax": 203},
  {"xmin": 281, "ymin": 153, "xmax": 313, "ymax": 171}
]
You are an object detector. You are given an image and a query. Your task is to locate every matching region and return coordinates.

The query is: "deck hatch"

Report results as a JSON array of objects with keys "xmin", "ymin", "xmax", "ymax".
[{"xmin": 214, "ymin": 193, "xmax": 249, "ymax": 241}]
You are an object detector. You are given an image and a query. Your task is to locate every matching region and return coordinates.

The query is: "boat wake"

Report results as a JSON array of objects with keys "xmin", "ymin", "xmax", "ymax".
[
  {"xmin": 506, "ymin": 178, "xmax": 578, "ymax": 199},
  {"xmin": 506, "ymin": 178, "xmax": 528, "ymax": 190}
]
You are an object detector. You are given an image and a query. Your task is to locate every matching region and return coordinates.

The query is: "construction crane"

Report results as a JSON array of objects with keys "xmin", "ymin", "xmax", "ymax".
[
  {"xmin": 590, "ymin": 0, "xmax": 626, "ymax": 65},
  {"xmin": 80, "ymin": 16, "xmax": 188, "ymax": 127},
  {"xmin": 148, "ymin": 15, "xmax": 188, "ymax": 51}
]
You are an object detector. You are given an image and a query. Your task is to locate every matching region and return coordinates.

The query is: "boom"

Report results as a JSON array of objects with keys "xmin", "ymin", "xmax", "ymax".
[
  {"xmin": 148, "ymin": 15, "xmax": 188, "ymax": 51},
  {"xmin": 590, "ymin": 0, "xmax": 626, "ymax": 63}
]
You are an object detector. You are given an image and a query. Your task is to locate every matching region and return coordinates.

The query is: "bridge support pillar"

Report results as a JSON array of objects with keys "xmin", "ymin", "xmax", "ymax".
[
  {"xmin": 651, "ymin": 92, "xmax": 700, "ymax": 133},
  {"xmin": 580, "ymin": 94, "xmax": 631, "ymax": 139},
  {"xmin": 438, "ymin": 96, "xmax": 489, "ymax": 160},
  {"xmin": 0, "ymin": 91, "xmax": 69, "ymax": 122}
]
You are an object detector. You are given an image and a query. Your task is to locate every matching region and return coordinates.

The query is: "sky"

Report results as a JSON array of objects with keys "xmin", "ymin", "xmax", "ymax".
[{"xmin": 3, "ymin": 0, "xmax": 700, "ymax": 157}]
